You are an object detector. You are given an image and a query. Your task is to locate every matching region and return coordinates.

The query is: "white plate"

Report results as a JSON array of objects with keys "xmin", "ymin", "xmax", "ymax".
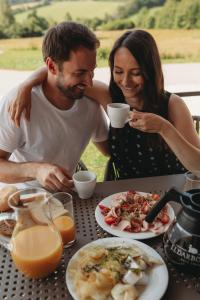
[
  {"xmin": 95, "ymin": 191, "xmax": 175, "ymax": 240},
  {"xmin": 66, "ymin": 237, "xmax": 169, "ymax": 300}
]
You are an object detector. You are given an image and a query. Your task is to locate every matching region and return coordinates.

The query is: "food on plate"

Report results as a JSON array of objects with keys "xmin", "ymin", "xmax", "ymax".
[
  {"xmin": 111, "ymin": 283, "xmax": 138, "ymax": 300},
  {"xmin": 0, "ymin": 186, "xmax": 18, "ymax": 237},
  {"xmin": 29, "ymin": 195, "xmax": 68, "ymax": 225},
  {"xmin": 99, "ymin": 191, "xmax": 170, "ymax": 234},
  {"xmin": 0, "ymin": 186, "xmax": 18, "ymax": 212},
  {"xmin": 68, "ymin": 244, "xmax": 162, "ymax": 300},
  {"xmin": 0, "ymin": 219, "xmax": 16, "ymax": 237}
]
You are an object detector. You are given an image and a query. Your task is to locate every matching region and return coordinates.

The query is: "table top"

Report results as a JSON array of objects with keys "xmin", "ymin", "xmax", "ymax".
[{"xmin": 0, "ymin": 174, "xmax": 200, "ymax": 300}]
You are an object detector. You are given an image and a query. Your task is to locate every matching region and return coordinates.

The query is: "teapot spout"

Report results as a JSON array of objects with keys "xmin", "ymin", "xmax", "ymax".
[{"xmin": 145, "ymin": 187, "xmax": 190, "ymax": 223}]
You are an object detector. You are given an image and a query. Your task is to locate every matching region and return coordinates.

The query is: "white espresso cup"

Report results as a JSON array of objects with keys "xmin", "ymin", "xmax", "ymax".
[
  {"xmin": 73, "ymin": 171, "xmax": 96, "ymax": 199},
  {"xmin": 107, "ymin": 103, "xmax": 131, "ymax": 128}
]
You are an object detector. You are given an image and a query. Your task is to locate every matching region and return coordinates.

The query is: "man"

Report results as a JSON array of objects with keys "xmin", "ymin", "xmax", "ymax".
[{"xmin": 0, "ymin": 22, "xmax": 109, "ymax": 192}]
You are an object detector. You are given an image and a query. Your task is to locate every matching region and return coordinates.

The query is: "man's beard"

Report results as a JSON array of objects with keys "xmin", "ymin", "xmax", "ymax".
[{"xmin": 56, "ymin": 77, "xmax": 85, "ymax": 100}]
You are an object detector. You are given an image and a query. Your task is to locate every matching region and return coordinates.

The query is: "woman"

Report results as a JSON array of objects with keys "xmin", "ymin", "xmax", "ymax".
[{"xmin": 8, "ymin": 29, "xmax": 200, "ymax": 178}]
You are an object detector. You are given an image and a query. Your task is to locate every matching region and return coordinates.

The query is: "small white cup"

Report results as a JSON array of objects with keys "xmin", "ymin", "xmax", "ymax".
[
  {"xmin": 107, "ymin": 103, "xmax": 130, "ymax": 128},
  {"xmin": 73, "ymin": 171, "xmax": 96, "ymax": 199}
]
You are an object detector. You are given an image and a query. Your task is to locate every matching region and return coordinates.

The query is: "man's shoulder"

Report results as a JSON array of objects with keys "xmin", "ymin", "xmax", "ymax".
[
  {"xmin": 1, "ymin": 86, "xmax": 19, "ymax": 104},
  {"xmin": 80, "ymin": 96, "xmax": 100, "ymax": 110},
  {"xmin": 77, "ymin": 96, "xmax": 107, "ymax": 125},
  {"xmin": 0, "ymin": 86, "xmax": 21, "ymax": 114}
]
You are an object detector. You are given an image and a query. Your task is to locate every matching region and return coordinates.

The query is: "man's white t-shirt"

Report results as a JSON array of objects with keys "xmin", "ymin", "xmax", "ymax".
[{"xmin": 0, "ymin": 85, "xmax": 108, "ymax": 188}]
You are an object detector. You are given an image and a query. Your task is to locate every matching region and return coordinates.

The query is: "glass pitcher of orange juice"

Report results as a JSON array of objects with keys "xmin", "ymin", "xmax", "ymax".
[{"xmin": 0, "ymin": 188, "xmax": 63, "ymax": 279}]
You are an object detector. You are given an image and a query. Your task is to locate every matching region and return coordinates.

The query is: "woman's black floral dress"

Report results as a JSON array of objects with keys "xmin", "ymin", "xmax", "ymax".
[{"xmin": 108, "ymin": 91, "xmax": 186, "ymax": 180}]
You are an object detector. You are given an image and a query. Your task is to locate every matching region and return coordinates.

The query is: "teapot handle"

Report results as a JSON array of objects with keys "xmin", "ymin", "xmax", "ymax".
[
  {"xmin": 145, "ymin": 187, "xmax": 189, "ymax": 223},
  {"xmin": 0, "ymin": 212, "xmax": 15, "ymax": 250}
]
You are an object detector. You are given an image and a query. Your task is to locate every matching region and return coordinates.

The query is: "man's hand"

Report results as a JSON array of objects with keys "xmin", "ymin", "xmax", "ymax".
[
  {"xmin": 35, "ymin": 163, "xmax": 74, "ymax": 192},
  {"xmin": 129, "ymin": 110, "xmax": 168, "ymax": 133},
  {"xmin": 8, "ymin": 83, "xmax": 32, "ymax": 128}
]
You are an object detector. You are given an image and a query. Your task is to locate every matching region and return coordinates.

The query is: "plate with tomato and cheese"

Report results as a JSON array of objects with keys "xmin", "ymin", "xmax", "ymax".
[{"xmin": 95, "ymin": 190, "xmax": 175, "ymax": 240}]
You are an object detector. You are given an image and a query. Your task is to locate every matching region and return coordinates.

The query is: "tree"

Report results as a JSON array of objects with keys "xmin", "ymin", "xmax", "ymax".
[
  {"xmin": 0, "ymin": 26, "xmax": 7, "ymax": 38},
  {"xmin": 20, "ymin": 10, "xmax": 49, "ymax": 37},
  {"xmin": 174, "ymin": 0, "xmax": 200, "ymax": 29},
  {"xmin": 65, "ymin": 12, "xmax": 72, "ymax": 21},
  {"xmin": 115, "ymin": 0, "xmax": 165, "ymax": 19},
  {"xmin": 101, "ymin": 19, "xmax": 135, "ymax": 30},
  {"xmin": 0, "ymin": 0, "xmax": 15, "ymax": 27},
  {"xmin": 154, "ymin": 0, "xmax": 200, "ymax": 29},
  {"xmin": 155, "ymin": 0, "xmax": 177, "ymax": 28}
]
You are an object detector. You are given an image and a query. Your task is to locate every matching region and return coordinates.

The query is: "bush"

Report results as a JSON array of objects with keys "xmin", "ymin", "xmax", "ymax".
[
  {"xmin": 154, "ymin": 0, "xmax": 200, "ymax": 29},
  {"xmin": 0, "ymin": 27, "xmax": 7, "ymax": 39},
  {"xmin": 174, "ymin": 0, "xmax": 200, "ymax": 29},
  {"xmin": 19, "ymin": 10, "xmax": 49, "ymax": 37},
  {"xmin": 160, "ymin": 52, "xmax": 185, "ymax": 60},
  {"xmin": 4, "ymin": 23, "xmax": 22, "ymax": 38},
  {"xmin": 115, "ymin": 0, "xmax": 165, "ymax": 19},
  {"xmin": 97, "ymin": 48, "xmax": 109, "ymax": 61},
  {"xmin": 75, "ymin": 17, "xmax": 104, "ymax": 31}
]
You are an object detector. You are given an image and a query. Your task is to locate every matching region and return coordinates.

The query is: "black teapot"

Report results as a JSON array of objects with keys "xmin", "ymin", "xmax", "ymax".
[{"xmin": 145, "ymin": 188, "xmax": 200, "ymax": 273}]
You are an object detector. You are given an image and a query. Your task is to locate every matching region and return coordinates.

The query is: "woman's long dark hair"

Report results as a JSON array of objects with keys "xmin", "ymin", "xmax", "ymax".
[{"xmin": 109, "ymin": 29, "xmax": 165, "ymax": 114}]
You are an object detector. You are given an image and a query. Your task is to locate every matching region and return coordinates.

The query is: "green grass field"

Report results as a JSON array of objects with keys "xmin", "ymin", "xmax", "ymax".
[
  {"xmin": 0, "ymin": 29, "xmax": 200, "ymax": 70},
  {"xmin": 15, "ymin": 1, "xmax": 123, "ymax": 23},
  {"xmin": 81, "ymin": 142, "xmax": 109, "ymax": 182}
]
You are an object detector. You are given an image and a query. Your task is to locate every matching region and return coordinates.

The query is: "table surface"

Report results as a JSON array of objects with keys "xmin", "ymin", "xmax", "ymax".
[{"xmin": 0, "ymin": 174, "xmax": 200, "ymax": 300}]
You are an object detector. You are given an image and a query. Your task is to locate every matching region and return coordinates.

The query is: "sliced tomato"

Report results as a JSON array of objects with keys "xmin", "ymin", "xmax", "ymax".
[
  {"xmin": 104, "ymin": 216, "xmax": 118, "ymax": 225},
  {"xmin": 99, "ymin": 204, "xmax": 110, "ymax": 215},
  {"xmin": 151, "ymin": 194, "xmax": 160, "ymax": 201},
  {"xmin": 99, "ymin": 204, "xmax": 108, "ymax": 210},
  {"xmin": 160, "ymin": 213, "xmax": 170, "ymax": 224},
  {"xmin": 121, "ymin": 204, "xmax": 131, "ymax": 210},
  {"xmin": 142, "ymin": 201, "xmax": 149, "ymax": 214}
]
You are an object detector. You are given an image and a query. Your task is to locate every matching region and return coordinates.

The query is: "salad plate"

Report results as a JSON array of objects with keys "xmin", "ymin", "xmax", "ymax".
[
  {"xmin": 66, "ymin": 237, "xmax": 169, "ymax": 300},
  {"xmin": 95, "ymin": 191, "xmax": 175, "ymax": 240}
]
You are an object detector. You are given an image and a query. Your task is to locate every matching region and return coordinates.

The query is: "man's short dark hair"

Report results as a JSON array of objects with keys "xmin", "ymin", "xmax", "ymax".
[{"xmin": 42, "ymin": 21, "xmax": 99, "ymax": 63}]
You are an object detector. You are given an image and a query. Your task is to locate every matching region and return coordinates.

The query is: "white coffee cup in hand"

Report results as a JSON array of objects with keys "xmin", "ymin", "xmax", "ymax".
[
  {"xmin": 73, "ymin": 171, "xmax": 96, "ymax": 199},
  {"xmin": 107, "ymin": 103, "xmax": 130, "ymax": 128}
]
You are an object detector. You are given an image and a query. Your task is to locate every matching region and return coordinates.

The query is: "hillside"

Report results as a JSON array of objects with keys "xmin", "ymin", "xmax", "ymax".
[
  {"xmin": 14, "ymin": 1, "xmax": 124, "ymax": 23},
  {"xmin": 1, "ymin": 0, "xmax": 198, "ymax": 40}
]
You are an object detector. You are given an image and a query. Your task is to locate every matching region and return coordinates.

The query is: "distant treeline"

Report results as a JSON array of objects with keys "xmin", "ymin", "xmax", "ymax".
[
  {"xmin": 100, "ymin": 0, "xmax": 200, "ymax": 30},
  {"xmin": 9, "ymin": 0, "xmax": 126, "ymax": 4},
  {"xmin": 1, "ymin": 0, "xmax": 200, "ymax": 40},
  {"xmin": 0, "ymin": 0, "xmax": 49, "ymax": 38},
  {"xmin": 132, "ymin": 0, "xmax": 200, "ymax": 30},
  {"xmin": 9, "ymin": 0, "xmax": 40, "ymax": 4}
]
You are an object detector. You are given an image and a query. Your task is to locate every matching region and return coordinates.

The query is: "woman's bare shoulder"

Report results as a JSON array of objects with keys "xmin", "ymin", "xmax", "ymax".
[
  {"xmin": 168, "ymin": 93, "xmax": 196, "ymax": 130},
  {"xmin": 168, "ymin": 93, "xmax": 191, "ymax": 117}
]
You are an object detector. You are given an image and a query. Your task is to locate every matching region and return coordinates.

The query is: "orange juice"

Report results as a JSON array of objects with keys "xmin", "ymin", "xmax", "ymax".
[
  {"xmin": 11, "ymin": 225, "xmax": 63, "ymax": 278},
  {"xmin": 54, "ymin": 216, "xmax": 75, "ymax": 246}
]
